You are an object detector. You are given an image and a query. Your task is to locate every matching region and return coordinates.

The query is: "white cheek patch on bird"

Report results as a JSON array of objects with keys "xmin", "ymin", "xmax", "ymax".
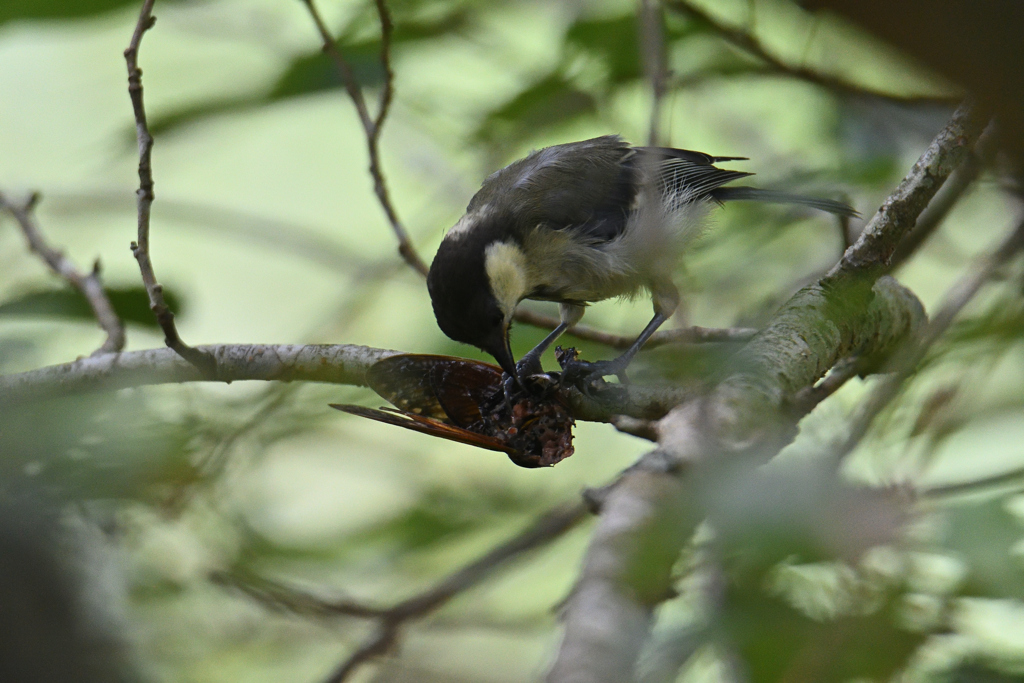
[
  {"xmin": 484, "ymin": 241, "xmax": 531, "ymax": 316},
  {"xmin": 330, "ymin": 354, "xmax": 576, "ymax": 468}
]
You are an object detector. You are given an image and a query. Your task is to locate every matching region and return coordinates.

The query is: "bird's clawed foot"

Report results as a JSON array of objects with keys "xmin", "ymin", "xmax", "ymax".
[
  {"xmin": 556, "ymin": 347, "xmax": 630, "ymax": 395},
  {"xmin": 502, "ymin": 353, "xmax": 556, "ymax": 403}
]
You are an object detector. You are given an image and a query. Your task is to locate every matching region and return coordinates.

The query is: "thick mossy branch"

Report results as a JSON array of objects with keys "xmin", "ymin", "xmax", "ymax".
[
  {"xmin": 720, "ymin": 276, "xmax": 925, "ymax": 416},
  {"xmin": 550, "ymin": 279, "xmax": 927, "ymax": 683},
  {"xmin": 548, "ymin": 97, "xmax": 978, "ymax": 680}
]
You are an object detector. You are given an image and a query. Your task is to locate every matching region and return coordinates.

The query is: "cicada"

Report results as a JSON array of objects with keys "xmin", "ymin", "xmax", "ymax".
[{"xmin": 331, "ymin": 354, "xmax": 575, "ymax": 468}]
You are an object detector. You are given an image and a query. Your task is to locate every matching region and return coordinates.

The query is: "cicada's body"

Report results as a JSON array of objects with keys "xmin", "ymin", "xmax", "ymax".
[{"xmin": 331, "ymin": 354, "xmax": 574, "ymax": 468}]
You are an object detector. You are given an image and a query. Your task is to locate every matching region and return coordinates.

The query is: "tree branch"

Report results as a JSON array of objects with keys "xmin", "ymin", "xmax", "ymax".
[
  {"xmin": 0, "ymin": 192, "xmax": 125, "ymax": 354},
  {"xmin": 639, "ymin": 0, "xmax": 668, "ymax": 146},
  {"xmin": 0, "ymin": 344, "xmax": 396, "ymax": 405},
  {"xmin": 125, "ymin": 0, "xmax": 214, "ymax": 375},
  {"xmin": 664, "ymin": 0, "xmax": 961, "ymax": 106},
  {"xmin": 212, "ymin": 570, "xmax": 388, "ymax": 620},
  {"xmin": 0, "ymin": 343, "xmax": 693, "ymax": 422},
  {"xmin": 219, "ymin": 502, "xmax": 590, "ymax": 683},
  {"xmin": 301, "ymin": 0, "xmax": 428, "ymax": 276},
  {"xmin": 887, "ymin": 122, "xmax": 998, "ymax": 271},
  {"xmin": 826, "ymin": 100, "xmax": 987, "ymax": 278},
  {"xmin": 835, "ymin": 215, "xmax": 1024, "ymax": 462},
  {"xmin": 548, "ymin": 101, "xmax": 985, "ymax": 683},
  {"xmin": 548, "ymin": 276, "xmax": 926, "ymax": 682},
  {"xmin": 513, "ymin": 307, "xmax": 756, "ymax": 349}
]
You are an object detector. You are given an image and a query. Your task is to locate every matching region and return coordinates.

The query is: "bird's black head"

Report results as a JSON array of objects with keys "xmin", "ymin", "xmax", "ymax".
[{"xmin": 428, "ymin": 231, "xmax": 517, "ymax": 378}]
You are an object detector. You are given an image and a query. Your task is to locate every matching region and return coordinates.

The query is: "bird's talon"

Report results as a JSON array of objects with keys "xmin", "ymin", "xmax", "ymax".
[
  {"xmin": 515, "ymin": 353, "xmax": 544, "ymax": 380},
  {"xmin": 502, "ymin": 374, "xmax": 518, "ymax": 408},
  {"xmin": 561, "ymin": 358, "xmax": 630, "ymax": 395}
]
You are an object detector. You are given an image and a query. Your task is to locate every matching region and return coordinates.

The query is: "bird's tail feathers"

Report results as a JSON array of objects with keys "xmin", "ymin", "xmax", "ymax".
[{"xmin": 712, "ymin": 186, "xmax": 859, "ymax": 218}]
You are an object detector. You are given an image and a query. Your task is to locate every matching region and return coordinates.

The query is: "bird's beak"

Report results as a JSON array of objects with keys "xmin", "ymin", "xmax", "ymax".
[{"xmin": 487, "ymin": 323, "xmax": 518, "ymax": 381}]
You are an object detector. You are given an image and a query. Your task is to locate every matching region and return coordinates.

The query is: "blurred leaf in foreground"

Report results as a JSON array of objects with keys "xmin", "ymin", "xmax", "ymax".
[
  {"xmin": 0, "ymin": 285, "xmax": 184, "ymax": 329},
  {"xmin": 0, "ymin": 0, "xmax": 179, "ymax": 25}
]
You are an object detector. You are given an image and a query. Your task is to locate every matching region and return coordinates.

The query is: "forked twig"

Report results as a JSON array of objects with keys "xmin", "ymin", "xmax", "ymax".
[
  {"xmin": 125, "ymin": 0, "xmax": 215, "ymax": 375},
  {"xmin": 0, "ymin": 192, "xmax": 125, "ymax": 354},
  {"xmin": 218, "ymin": 502, "xmax": 590, "ymax": 683},
  {"xmin": 302, "ymin": 0, "xmax": 764, "ymax": 351},
  {"xmin": 301, "ymin": 0, "xmax": 428, "ymax": 276}
]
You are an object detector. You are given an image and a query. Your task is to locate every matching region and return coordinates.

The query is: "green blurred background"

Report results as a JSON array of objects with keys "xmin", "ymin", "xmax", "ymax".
[{"xmin": 1, "ymin": 0, "xmax": 1023, "ymax": 681}]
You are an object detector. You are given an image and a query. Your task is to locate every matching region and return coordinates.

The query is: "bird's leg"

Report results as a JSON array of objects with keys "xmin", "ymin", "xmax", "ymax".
[
  {"xmin": 563, "ymin": 283, "xmax": 678, "ymax": 392},
  {"xmin": 517, "ymin": 302, "xmax": 584, "ymax": 378},
  {"xmin": 516, "ymin": 321, "xmax": 568, "ymax": 378},
  {"xmin": 504, "ymin": 304, "xmax": 583, "ymax": 398},
  {"xmin": 502, "ymin": 323, "xmax": 565, "ymax": 403},
  {"xmin": 562, "ymin": 312, "xmax": 667, "ymax": 387}
]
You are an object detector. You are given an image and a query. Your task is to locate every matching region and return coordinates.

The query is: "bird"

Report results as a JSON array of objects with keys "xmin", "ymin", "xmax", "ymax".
[{"xmin": 426, "ymin": 135, "xmax": 856, "ymax": 390}]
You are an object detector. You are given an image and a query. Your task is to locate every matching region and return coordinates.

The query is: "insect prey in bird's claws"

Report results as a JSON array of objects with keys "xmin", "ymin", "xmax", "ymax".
[{"xmin": 330, "ymin": 353, "xmax": 576, "ymax": 468}]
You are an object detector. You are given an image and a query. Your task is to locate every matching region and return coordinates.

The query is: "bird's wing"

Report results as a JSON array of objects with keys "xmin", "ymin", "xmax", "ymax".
[
  {"xmin": 644, "ymin": 147, "xmax": 857, "ymax": 217},
  {"xmin": 637, "ymin": 146, "xmax": 748, "ymax": 165},
  {"xmin": 655, "ymin": 157, "xmax": 753, "ymax": 203},
  {"xmin": 632, "ymin": 147, "xmax": 752, "ymax": 207},
  {"xmin": 472, "ymin": 136, "xmax": 636, "ymax": 241}
]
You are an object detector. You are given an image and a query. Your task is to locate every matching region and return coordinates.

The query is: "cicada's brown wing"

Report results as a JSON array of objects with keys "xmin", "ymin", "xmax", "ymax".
[
  {"xmin": 428, "ymin": 358, "xmax": 504, "ymax": 428},
  {"xmin": 330, "ymin": 404, "xmax": 515, "ymax": 454},
  {"xmin": 365, "ymin": 354, "xmax": 453, "ymax": 420}
]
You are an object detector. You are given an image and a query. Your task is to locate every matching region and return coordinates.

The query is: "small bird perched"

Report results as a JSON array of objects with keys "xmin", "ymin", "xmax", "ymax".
[{"xmin": 427, "ymin": 135, "xmax": 856, "ymax": 388}]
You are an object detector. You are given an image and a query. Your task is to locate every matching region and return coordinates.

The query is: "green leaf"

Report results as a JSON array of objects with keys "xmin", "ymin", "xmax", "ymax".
[
  {"xmin": 721, "ymin": 581, "xmax": 925, "ymax": 683},
  {"xmin": 0, "ymin": 0, "xmax": 169, "ymax": 25},
  {"xmin": 940, "ymin": 498, "xmax": 1024, "ymax": 599},
  {"xmin": 145, "ymin": 96, "xmax": 266, "ymax": 138},
  {"xmin": 0, "ymin": 285, "xmax": 184, "ymax": 328},
  {"xmin": 565, "ymin": 14, "xmax": 644, "ymax": 84},
  {"xmin": 145, "ymin": 8, "xmax": 470, "ymax": 135},
  {"xmin": 473, "ymin": 73, "xmax": 597, "ymax": 146},
  {"xmin": 349, "ymin": 482, "xmax": 535, "ymax": 551},
  {"xmin": 564, "ymin": 12, "xmax": 708, "ymax": 85},
  {"xmin": 0, "ymin": 391, "xmax": 194, "ymax": 502}
]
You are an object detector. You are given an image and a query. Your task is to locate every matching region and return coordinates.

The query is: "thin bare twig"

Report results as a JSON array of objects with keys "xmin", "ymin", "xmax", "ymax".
[
  {"xmin": 220, "ymin": 502, "xmax": 590, "ymax": 683},
  {"xmin": 301, "ymin": 0, "xmax": 428, "ymax": 276},
  {"xmin": 0, "ymin": 192, "xmax": 125, "ymax": 354},
  {"xmin": 125, "ymin": 0, "xmax": 215, "ymax": 375},
  {"xmin": 639, "ymin": 0, "xmax": 669, "ymax": 146},
  {"xmin": 664, "ymin": 0, "xmax": 961, "ymax": 106},
  {"xmin": 212, "ymin": 570, "xmax": 387, "ymax": 619},
  {"xmin": 790, "ymin": 356, "xmax": 864, "ymax": 414},
  {"xmin": 922, "ymin": 463, "xmax": 1024, "ymax": 499},
  {"xmin": 0, "ymin": 343, "xmax": 397, "ymax": 405},
  {"xmin": 325, "ymin": 627, "xmax": 397, "ymax": 683},
  {"xmin": 835, "ymin": 216, "xmax": 1024, "ymax": 462},
  {"xmin": 513, "ymin": 307, "xmax": 756, "ymax": 349}
]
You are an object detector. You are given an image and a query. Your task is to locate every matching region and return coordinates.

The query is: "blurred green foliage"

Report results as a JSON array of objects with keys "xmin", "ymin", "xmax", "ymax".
[
  {"xmin": 1, "ymin": 0, "xmax": 1023, "ymax": 681},
  {"xmin": 0, "ymin": 0, "xmax": 174, "ymax": 24},
  {"xmin": 0, "ymin": 285, "xmax": 183, "ymax": 328}
]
